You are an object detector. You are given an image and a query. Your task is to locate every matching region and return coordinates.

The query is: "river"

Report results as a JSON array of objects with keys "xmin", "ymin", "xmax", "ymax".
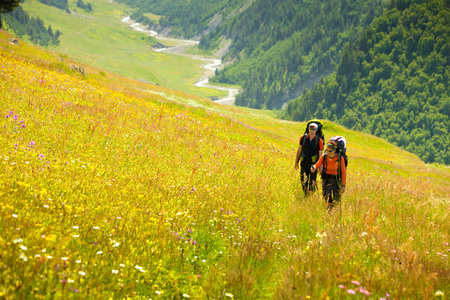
[{"xmin": 121, "ymin": 17, "xmax": 238, "ymax": 105}]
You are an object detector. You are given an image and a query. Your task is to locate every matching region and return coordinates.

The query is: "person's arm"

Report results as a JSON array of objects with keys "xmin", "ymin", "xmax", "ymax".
[
  {"xmin": 295, "ymin": 144, "xmax": 302, "ymax": 170},
  {"xmin": 318, "ymin": 139, "xmax": 324, "ymax": 172},
  {"xmin": 340, "ymin": 156, "xmax": 347, "ymax": 193},
  {"xmin": 318, "ymin": 138, "xmax": 324, "ymax": 154}
]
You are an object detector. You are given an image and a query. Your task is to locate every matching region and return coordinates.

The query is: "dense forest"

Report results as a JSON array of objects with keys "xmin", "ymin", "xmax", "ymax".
[
  {"xmin": 281, "ymin": 0, "xmax": 450, "ymax": 164},
  {"xmin": 38, "ymin": 0, "xmax": 68, "ymax": 11},
  {"xmin": 114, "ymin": 0, "xmax": 244, "ymax": 38},
  {"xmin": 203, "ymin": 0, "xmax": 384, "ymax": 109},
  {"xmin": 4, "ymin": 6, "xmax": 61, "ymax": 47}
]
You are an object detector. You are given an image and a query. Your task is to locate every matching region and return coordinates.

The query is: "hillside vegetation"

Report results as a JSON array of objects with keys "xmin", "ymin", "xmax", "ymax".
[
  {"xmin": 1, "ymin": 30, "xmax": 450, "ymax": 299},
  {"xmin": 282, "ymin": 0, "xmax": 450, "ymax": 165},
  {"xmin": 113, "ymin": 0, "xmax": 246, "ymax": 39},
  {"xmin": 205, "ymin": 0, "xmax": 383, "ymax": 110},
  {"xmin": 3, "ymin": 0, "xmax": 227, "ymax": 100}
]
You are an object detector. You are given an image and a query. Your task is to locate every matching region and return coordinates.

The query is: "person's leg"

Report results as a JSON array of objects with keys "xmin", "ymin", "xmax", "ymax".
[
  {"xmin": 309, "ymin": 170, "xmax": 318, "ymax": 193},
  {"xmin": 322, "ymin": 178, "xmax": 332, "ymax": 205},
  {"xmin": 329, "ymin": 178, "xmax": 341, "ymax": 210},
  {"xmin": 332, "ymin": 179, "xmax": 341, "ymax": 203},
  {"xmin": 300, "ymin": 162, "xmax": 311, "ymax": 196}
]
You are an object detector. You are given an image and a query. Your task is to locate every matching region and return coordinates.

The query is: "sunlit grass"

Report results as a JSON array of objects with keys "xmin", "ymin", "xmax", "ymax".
[{"xmin": 1, "ymin": 30, "xmax": 449, "ymax": 299}]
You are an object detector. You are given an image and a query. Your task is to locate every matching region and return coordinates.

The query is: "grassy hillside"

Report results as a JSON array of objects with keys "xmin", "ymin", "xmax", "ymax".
[
  {"xmin": 7, "ymin": 0, "xmax": 226, "ymax": 99},
  {"xmin": 1, "ymin": 30, "xmax": 450, "ymax": 299}
]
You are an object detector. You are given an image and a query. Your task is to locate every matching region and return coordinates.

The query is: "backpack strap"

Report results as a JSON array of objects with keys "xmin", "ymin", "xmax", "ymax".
[
  {"xmin": 321, "ymin": 153, "xmax": 327, "ymax": 176},
  {"xmin": 337, "ymin": 153, "xmax": 342, "ymax": 187}
]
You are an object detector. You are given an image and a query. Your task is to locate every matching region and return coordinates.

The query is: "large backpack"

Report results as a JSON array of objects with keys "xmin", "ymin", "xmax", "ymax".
[
  {"xmin": 329, "ymin": 136, "xmax": 348, "ymax": 167},
  {"xmin": 300, "ymin": 119, "xmax": 324, "ymax": 156}
]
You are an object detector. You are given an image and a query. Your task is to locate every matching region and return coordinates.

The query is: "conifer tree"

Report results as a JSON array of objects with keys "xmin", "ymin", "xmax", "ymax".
[{"xmin": 0, "ymin": 0, "xmax": 22, "ymax": 29}]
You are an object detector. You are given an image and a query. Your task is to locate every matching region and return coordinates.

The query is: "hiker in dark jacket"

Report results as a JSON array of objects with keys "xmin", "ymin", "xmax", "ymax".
[
  {"xmin": 311, "ymin": 141, "xmax": 346, "ymax": 208},
  {"xmin": 295, "ymin": 123, "xmax": 323, "ymax": 196}
]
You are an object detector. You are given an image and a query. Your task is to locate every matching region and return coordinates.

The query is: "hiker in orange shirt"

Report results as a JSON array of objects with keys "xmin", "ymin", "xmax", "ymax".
[{"xmin": 311, "ymin": 141, "xmax": 346, "ymax": 208}]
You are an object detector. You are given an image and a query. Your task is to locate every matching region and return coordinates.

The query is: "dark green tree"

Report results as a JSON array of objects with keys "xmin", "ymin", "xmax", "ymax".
[{"xmin": 0, "ymin": 0, "xmax": 21, "ymax": 29}]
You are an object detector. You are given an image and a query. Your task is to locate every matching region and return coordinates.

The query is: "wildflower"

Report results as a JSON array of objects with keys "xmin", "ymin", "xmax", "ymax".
[
  {"xmin": 182, "ymin": 294, "xmax": 190, "ymax": 298},
  {"xmin": 351, "ymin": 281, "xmax": 360, "ymax": 285},
  {"xmin": 339, "ymin": 285, "xmax": 345, "ymax": 289},
  {"xmin": 21, "ymin": 124, "xmax": 26, "ymax": 128},
  {"xmin": 78, "ymin": 271, "xmax": 86, "ymax": 276},
  {"xmin": 47, "ymin": 256, "xmax": 52, "ymax": 259},
  {"xmin": 97, "ymin": 251, "xmax": 103, "ymax": 255},
  {"xmin": 93, "ymin": 226, "xmax": 100, "ymax": 230},
  {"xmin": 76, "ymin": 260, "xmax": 81, "ymax": 263},
  {"xmin": 120, "ymin": 264, "xmax": 125, "ymax": 267},
  {"xmin": 359, "ymin": 287, "xmax": 370, "ymax": 296},
  {"xmin": 13, "ymin": 238, "xmax": 23, "ymax": 244},
  {"xmin": 112, "ymin": 269, "xmax": 119, "ymax": 274},
  {"xmin": 62, "ymin": 257, "xmax": 68, "ymax": 261},
  {"xmin": 20, "ymin": 245, "xmax": 27, "ymax": 250},
  {"xmin": 12, "ymin": 214, "xmax": 18, "ymax": 218},
  {"xmin": 29, "ymin": 141, "xmax": 35, "ymax": 146},
  {"xmin": 347, "ymin": 289, "xmax": 356, "ymax": 294},
  {"xmin": 225, "ymin": 293, "xmax": 234, "ymax": 298},
  {"xmin": 72, "ymin": 226, "xmax": 79, "ymax": 229},
  {"xmin": 155, "ymin": 291, "xmax": 162, "ymax": 295},
  {"xmin": 435, "ymin": 291, "xmax": 444, "ymax": 296}
]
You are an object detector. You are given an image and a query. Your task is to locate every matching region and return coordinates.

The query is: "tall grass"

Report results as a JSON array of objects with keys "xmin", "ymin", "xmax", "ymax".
[{"xmin": 1, "ymin": 31, "xmax": 449, "ymax": 299}]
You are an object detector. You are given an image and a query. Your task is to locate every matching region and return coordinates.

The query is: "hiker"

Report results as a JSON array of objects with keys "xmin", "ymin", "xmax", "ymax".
[
  {"xmin": 310, "ymin": 141, "xmax": 347, "ymax": 209},
  {"xmin": 295, "ymin": 122, "xmax": 324, "ymax": 196}
]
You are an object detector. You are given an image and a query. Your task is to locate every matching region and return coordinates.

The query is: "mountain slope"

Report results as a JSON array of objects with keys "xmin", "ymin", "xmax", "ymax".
[
  {"xmin": 281, "ymin": 0, "xmax": 450, "ymax": 164},
  {"xmin": 1, "ymin": 30, "xmax": 449, "ymax": 299},
  {"xmin": 2, "ymin": 0, "xmax": 227, "ymax": 100},
  {"xmin": 203, "ymin": 0, "xmax": 384, "ymax": 109},
  {"xmin": 113, "ymin": 0, "xmax": 247, "ymax": 39}
]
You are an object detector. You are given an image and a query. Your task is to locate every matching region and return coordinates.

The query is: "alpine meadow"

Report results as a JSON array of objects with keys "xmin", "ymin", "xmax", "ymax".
[
  {"xmin": 1, "ymin": 27, "xmax": 450, "ymax": 299},
  {"xmin": 2, "ymin": 0, "xmax": 450, "ymax": 298}
]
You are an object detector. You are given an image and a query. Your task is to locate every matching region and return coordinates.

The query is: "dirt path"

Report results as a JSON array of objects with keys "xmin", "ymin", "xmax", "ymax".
[{"xmin": 122, "ymin": 16, "xmax": 237, "ymax": 105}]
